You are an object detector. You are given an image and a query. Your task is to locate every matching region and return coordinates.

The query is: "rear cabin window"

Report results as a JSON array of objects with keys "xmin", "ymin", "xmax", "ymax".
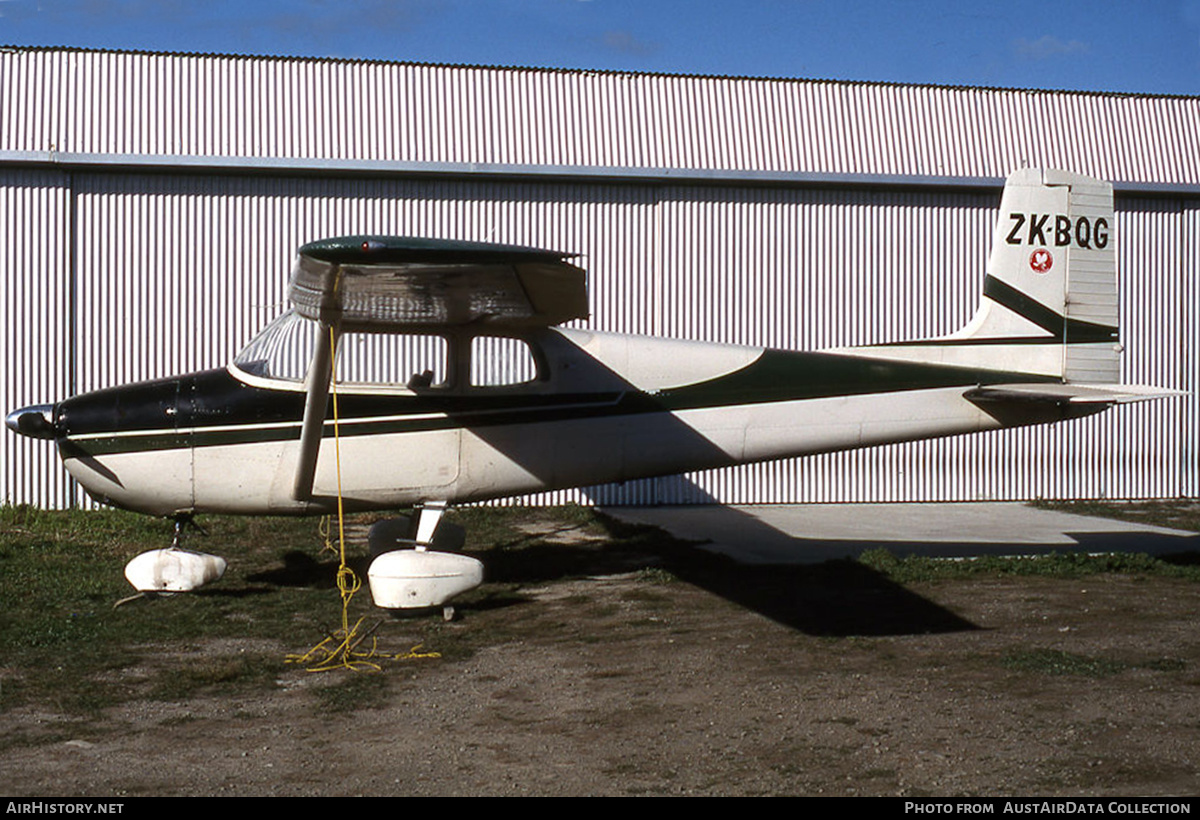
[{"xmin": 470, "ymin": 336, "xmax": 538, "ymax": 387}]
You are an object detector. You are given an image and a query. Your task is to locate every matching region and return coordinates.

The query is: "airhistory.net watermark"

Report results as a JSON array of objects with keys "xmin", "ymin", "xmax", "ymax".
[{"xmin": 6, "ymin": 804, "xmax": 124, "ymax": 814}]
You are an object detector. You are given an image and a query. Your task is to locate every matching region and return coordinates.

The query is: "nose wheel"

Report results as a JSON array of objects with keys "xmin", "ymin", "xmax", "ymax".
[{"xmin": 118, "ymin": 513, "xmax": 226, "ymax": 603}]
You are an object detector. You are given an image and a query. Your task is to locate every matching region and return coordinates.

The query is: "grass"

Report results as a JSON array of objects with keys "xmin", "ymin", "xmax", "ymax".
[
  {"xmin": 1000, "ymin": 648, "xmax": 1188, "ymax": 678},
  {"xmin": 1002, "ymin": 648, "xmax": 1128, "ymax": 677},
  {"xmin": 312, "ymin": 667, "xmax": 393, "ymax": 713},
  {"xmin": 853, "ymin": 497, "xmax": 1200, "ymax": 583},
  {"xmin": 857, "ymin": 546, "xmax": 1200, "ymax": 584},
  {"xmin": 0, "ymin": 502, "xmax": 669, "ymax": 721},
  {"xmin": 1033, "ymin": 498, "xmax": 1200, "ymax": 533},
  {"xmin": 0, "ymin": 505, "xmax": 390, "ymax": 716}
]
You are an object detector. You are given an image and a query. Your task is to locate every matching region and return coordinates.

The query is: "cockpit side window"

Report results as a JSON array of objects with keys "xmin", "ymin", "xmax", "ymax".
[
  {"xmin": 469, "ymin": 336, "xmax": 540, "ymax": 387},
  {"xmin": 233, "ymin": 312, "xmax": 449, "ymax": 390},
  {"xmin": 336, "ymin": 332, "xmax": 449, "ymax": 389}
]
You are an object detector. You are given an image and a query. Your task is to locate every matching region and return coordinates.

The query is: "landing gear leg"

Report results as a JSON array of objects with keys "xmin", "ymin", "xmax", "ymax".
[
  {"xmin": 170, "ymin": 513, "xmax": 208, "ymax": 549},
  {"xmin": 412, "ymin": 501, "xmax": 448, "ymax": 550},
  {"xmin": 418, "ymin": 504, "xmax": 465, "ymax": 621}
]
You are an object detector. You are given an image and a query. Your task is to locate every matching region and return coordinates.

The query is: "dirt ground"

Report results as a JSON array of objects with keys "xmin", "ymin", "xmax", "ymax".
[{"xmin": 3, "ymin": 520, "xmax": 1199, "ymax": 797}]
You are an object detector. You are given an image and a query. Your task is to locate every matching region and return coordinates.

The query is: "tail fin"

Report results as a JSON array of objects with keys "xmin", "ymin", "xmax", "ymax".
[
  {"xmin": 846, "ymin": 168, "xmax": 1182, "ymax": 406},
  {"xmin": 954, "ymin": 167, "xmax": 1119, "ymax": 383}
]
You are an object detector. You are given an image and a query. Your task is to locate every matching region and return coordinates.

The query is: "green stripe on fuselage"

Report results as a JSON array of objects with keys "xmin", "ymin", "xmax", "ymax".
[
  {"xmin": 654, "ymin": 348, "xmax": 1056, "ymax": 410},
  {"xmin": 64, "ymin": 350, "xmax": 1055, "ymax": 457}
]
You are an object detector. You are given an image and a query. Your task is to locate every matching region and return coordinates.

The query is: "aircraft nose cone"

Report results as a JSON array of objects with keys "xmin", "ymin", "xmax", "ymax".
[{"xmin": 5, "ymin": 403, "xmax": 59, "ymax": 439}]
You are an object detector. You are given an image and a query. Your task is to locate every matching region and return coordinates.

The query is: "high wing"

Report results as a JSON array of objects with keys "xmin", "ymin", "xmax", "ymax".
[
  {"xmin": 289, "ymin": 236, "xmax": 588, "ymax": 331},
  {"xmin": 290, "ymin": 236, "xmax": 588, "ymax": 501}
]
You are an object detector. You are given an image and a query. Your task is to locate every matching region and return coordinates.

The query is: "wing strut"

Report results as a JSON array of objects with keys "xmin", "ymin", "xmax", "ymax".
[
  {"xmin": 292, "ymin": 321, "xmax": 336, "ymax": 502},
  {"xmin": 284, "ymin": 235, "xmax": 588, "ymax": 503}
]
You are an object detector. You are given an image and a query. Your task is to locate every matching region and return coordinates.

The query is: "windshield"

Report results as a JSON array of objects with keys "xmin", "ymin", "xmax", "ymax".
[{"xmin": 233, "ymin": 311, "xmax": 315, "ymax": 381}]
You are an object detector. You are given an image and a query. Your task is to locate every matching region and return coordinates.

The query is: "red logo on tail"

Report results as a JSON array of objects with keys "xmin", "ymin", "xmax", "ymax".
[{"xmin": 1029, "ymin": 249, "xmax": 1053, "ymax": 274}]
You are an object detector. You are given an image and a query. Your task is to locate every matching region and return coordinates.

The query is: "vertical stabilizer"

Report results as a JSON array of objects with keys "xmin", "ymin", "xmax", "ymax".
[{"xmin": 958, "ymin": 168, "xmax": 1119, "ymax": 383}]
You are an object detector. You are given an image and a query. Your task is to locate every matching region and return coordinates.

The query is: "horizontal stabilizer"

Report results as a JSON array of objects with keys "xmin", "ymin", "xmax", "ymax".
[{"xmin": 965, "ymin": 383, "xmax": 1186, "ymax": 405}]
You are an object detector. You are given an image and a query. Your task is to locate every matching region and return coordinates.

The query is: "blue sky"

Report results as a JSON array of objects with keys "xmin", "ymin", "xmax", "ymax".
[{"xmin": 0, "ymin": 0, "xmax": 1197, "ymax": 96}]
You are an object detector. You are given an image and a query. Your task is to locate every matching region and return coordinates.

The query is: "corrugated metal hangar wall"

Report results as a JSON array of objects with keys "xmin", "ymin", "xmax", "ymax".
[{"xmin": 1, "ymin": 48, "xmax": 1197, "ymax": 508}]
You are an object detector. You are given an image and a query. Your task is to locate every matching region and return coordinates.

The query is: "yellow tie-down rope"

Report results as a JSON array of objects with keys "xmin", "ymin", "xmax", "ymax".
[{"xmin": 286, "ymin": 325, "xmax": 440, "ymax": 672}]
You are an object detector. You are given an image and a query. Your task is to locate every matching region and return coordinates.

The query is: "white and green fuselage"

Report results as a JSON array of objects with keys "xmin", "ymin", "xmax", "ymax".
[{"xmin": 6, "ymin": 168, "xmax": 1175, "ymax": 517}]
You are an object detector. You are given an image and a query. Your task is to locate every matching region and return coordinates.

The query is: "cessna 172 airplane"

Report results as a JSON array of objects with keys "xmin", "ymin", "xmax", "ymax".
[{"xmin": 4, "ymin": 168, "xmax": 1180, "ymax": 608}]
